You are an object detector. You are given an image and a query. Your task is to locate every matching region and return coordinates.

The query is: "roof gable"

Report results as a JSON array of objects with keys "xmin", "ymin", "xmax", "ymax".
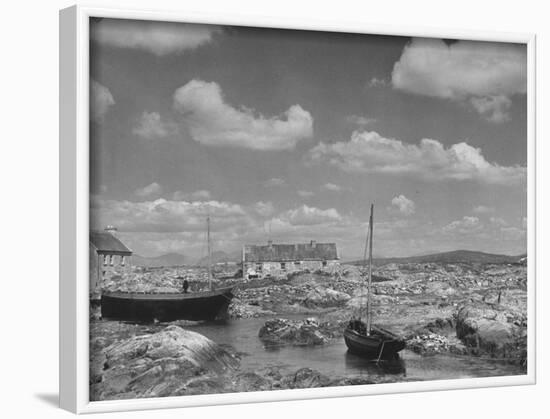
[
  {"xmin": 90, "ymin": 231, "xmax": 132, "ymax": 254},
  {"xmin": 244, "ymin": 242, "xmax": 338, "ymax": 262}
]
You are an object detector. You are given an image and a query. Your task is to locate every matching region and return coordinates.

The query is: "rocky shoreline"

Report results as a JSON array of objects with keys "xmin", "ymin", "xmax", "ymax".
[{"xmin": 90, "ymin": 261, "xmax": 527, "ymax": 400}]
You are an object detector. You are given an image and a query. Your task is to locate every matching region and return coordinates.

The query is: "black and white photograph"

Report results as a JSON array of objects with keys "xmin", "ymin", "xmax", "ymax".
[{"xmin": 88, "ymin": 17, "xmax": 528, "ymax": 402}]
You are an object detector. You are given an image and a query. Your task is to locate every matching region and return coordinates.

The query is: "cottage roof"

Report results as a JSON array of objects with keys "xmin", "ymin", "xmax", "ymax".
[
  {"xmin": 90, "ymin": 231, "xmax": 132, "ymax": 254},
  {"xmin": 244, "ymin": 242, "xmax": 338, "ymax": 262}
]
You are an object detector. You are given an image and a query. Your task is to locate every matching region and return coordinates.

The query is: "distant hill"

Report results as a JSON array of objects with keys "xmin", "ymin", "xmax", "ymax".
[
  {"xmin": 347, "ymin": 250, "xmax": 526, "ymax": 266},
  {"xmin": 195, "ymin": 250, "xmax": 241, "ymax": 266},
  {"xmin": 132, "ymin": 253, "xmax": 187, "ymax": 267}
]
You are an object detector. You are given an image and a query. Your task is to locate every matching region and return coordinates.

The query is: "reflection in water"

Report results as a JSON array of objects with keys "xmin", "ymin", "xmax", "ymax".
[{"xmin": 344, "ymin": 351, "xmax": 407, "ymax": 376}]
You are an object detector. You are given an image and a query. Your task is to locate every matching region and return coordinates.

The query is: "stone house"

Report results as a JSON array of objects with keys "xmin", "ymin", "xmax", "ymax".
[
  {"xmin": 242, "ymin": 240, "xmax": 339, "ymax": 280},
  {"xmin": 89, "ymin": 226, "xmax": 132, "ymax": 300}
]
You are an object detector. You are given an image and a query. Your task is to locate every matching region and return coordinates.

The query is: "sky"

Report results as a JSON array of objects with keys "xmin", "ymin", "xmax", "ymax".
[{"xmin": 89, "ymin": 18, "xmax": 527, "ymax": 261}]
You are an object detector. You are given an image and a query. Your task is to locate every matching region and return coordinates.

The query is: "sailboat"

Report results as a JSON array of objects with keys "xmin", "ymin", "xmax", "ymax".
[
  {"xmin": 101, "ymin": 216, "xmax": 234, "ymax": 322},
  {"xmin": 344, "ymin": 204, "xmax": 405, "ymax": 359}
]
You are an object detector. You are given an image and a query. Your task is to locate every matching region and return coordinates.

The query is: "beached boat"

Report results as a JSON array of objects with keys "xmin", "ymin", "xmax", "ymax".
[
  {"xmin": 101, "ymin": 286, "xmax": 234, "ymax": 322},
  {"xmin": 344, "ymin": 204, "xmax": 405, "ymax": 360},
  {"xmin": 101, "ymin": 216, "xmax": 234, "ymax": 322}
]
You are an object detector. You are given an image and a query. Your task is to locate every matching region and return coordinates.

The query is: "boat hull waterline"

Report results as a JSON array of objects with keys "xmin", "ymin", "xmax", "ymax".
[
  {"xmin": 101, "ymin": 287, "xmax": 234, "ymax": 322},
  {"xmin": 344, "ymin": 326, "xmax": 406, "ymax": 359}
]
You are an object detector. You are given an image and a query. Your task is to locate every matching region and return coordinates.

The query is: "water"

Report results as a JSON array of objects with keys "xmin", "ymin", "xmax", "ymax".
[{"xmin": 185, "ymin": 316, "xmax": 524, "ymax": 382}]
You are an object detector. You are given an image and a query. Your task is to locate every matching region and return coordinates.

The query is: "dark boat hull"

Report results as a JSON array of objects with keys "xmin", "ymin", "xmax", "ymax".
[
  {"xmin": 344, "ymin": 325, "xmax": 405, "ymax": 359},
  {"xmin": 101, "ymin": 287, "xmax": 234, "ymax": 322}
]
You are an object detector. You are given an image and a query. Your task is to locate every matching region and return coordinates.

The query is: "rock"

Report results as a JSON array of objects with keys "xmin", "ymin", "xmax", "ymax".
[
  {"xmin": 280, "ymin": 368, "xmax": 331, "ymax": 389},
  {"xmin": 455, "ymin": 303, "xmax": 526, "ymax": 361},
  {"xmin": 91, "ymin": 325, "xmax": 238, "ymax": 400},
  {"xmin": 406, "ymin": 333, "xmax": 451, "ymax": 355},
  {"xmin": 302, "ymin": 288, "xmax": 350, "ymax": 308},
  {"xmin": 258, "ymin": 318, "xmax": 332, "ymax": 347},
  {"xmin": 233, "ymin": 372, "xmax": 273, "ymax": 392}
]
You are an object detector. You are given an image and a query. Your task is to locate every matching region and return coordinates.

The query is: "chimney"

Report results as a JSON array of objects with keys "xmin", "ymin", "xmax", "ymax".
[
  {"xmin": 105, "ymin": 225, "xmax": 118, "ymax": 236},
  {"xmin": 310, "ymin": 240, "xmax": 316, "ymax": 248}
]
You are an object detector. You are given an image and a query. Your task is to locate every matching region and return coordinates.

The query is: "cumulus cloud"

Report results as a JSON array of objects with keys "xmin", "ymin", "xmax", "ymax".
[
  {"xmin": 173, "ymin": 80, "xmax": 313, "ymax": 150},
  {"xmin": 306, "ymin": 130, "xmax": 526, "ymax": 185},
  {"xmin": 469, "ymin": 95, "xmax": 512, "ymax": 123},
  {"xmin": 281, "ymin": 205, "xmax": 342, "ymax": 226},
  {"xmin": 133, "ymin": 111, "xmax": 178, "ymax": 139},
  {"xmin": 442, "ymin": 216, "xmax": 482, "ymax": 234},
  {"xmin": 441, "ymin": 215, "xmax": 525, "ymax": 242},
  {"xmin": 390, "ymin": 195, "xmax": 416, "ymax": 216},
  {"xmin": 90, "ymin": 80, "xmax": 115, "ymax": 123},
  {"xmin": 263, "ymin": 178, "xmax": 286, "ymax": 187},
  {"xmin": 135, "ymin": 182, "xmax": 163, "ymax": 198},
  {"xmin": 172, "ymin": 190, "xmax": 212, "ymax": 201},
  {"xmin": 90, "ymin": 19, "xmax": 220, "ymax": 56},
  {"xmin": 253, "ymin": 201, "xmax": 275, "ymax": 217},
  {"xmin": 93, "ymin": 198, "xmax": 249, "ymax": 233},
  {"xmin": 391, "ymin": 38, "xmax": 526, "ymax": 123}
]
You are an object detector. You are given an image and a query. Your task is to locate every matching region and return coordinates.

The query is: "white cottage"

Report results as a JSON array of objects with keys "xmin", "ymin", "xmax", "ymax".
[{"xmin": 242, "ymin": 240, "xmax": 339, "ymax": 280}]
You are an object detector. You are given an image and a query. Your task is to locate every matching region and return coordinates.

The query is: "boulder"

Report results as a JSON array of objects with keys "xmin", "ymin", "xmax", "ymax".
[
  {"xmin": 258, "ymin": 318, "xmax": 332, "ymax": 347},
  {"xmin": 91, "ymin": 325, "xmax": 238, "ymax": 400},
  {"xmin": 455, "ymin": 303, "xmax": 526, "ymax": 361},
  {"xmin": 280, "ymin": 368, "xmax": 331, "ymax": 389},
  {"xmin": 302, "ymin": 288, "xmax": 350, "ymax": 308}
]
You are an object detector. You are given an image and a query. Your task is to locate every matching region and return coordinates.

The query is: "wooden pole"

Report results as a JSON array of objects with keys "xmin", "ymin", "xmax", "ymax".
[
  {"xmin": 366, "ymin": 204, "xmax": 374, "ymax": 335},
  {"xmin": 207, "ymin": 216, "xmax": 212, "ymax": 291}
]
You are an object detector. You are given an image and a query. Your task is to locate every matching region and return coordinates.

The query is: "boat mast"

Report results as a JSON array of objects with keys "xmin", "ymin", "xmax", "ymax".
[
  {"xmin": 207, "ymin": 215, "xmax": 212, "ymax": 291},
  {"xmin": 366, "ymin": 204, "xmax": 374, "ymax": 335}
]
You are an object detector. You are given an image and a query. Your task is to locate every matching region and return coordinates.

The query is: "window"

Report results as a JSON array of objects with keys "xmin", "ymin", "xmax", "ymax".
[
  {"xmin": 281, "ymin": 262, "xmax": 286, "ymax": 270},
  {"xmin": 294, "ymin": 261, "xmax": 301, "ymax": 267},
  {"xmin": 322, "ymin": 260, "xmax": 327, "ymax": 267},
  {"xmin": 103, "ymin": 255, "xmax": 107, "ymax": 266},
  {"xmin": 121, "ymin": 256, "xmax": 125, "ymax": 266},
  {"xmin": 256, "ymin": 263, "xmax": 263, "ymax": 272},
  {"xmin": 110, "ymin": 255, "xmax": 114, "ymax": 266}
]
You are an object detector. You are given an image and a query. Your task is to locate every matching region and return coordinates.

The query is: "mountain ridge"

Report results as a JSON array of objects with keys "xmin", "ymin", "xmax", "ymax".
[{"xmin": 346, "ymin": 249, "xmax": 526, "ymax": 266}]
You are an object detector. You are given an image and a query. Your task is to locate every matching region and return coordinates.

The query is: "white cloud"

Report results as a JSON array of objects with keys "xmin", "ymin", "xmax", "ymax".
[
  {"xmin": 322, "ymin": 183, "xmax": 342, "ymax": 192},
  {"xmin": 263, "ymin": 178, "xmax": 286, "ymax": 187},
  {"xmin": 391, "ymin": 38, "xmax": 526, "ymax": 123},
  {"xmin": 469, "ymin": 95, "xmax": 512, "ymax": 123},
  {"xmin": 297, "ymin": 190, "xmax": 315, "ymax": 198},
  {"xmin": 135, "ymin": 182, "xmax": 163, "ymax": 198},
  {"xmin": 368, "ymin": 77, "xmax": 388, "ymax": 88},
  {"xmin": 307, "ymin": 130, "xmax": 526, "ymax": 185},
  {"xmin": 172, "ymin": 190, "xmax": 212, "ymax": 201},
  {"xmin": 253, "ymin": 201, "xmax": 275, "ymax": 217},
  {"xmin": 442, "ymin": 216, "xmax": 482, "ymax": 234},
  {"xmin": 90, "ymin": 80, "xmax": 115, "ymax": 123},
  {"xmin": 91, "ymin": 19, "xmax": 220, "ymax": 56},
  {"xmin": 281, "ymin": 205, "xmax": 342, "ymax": 226},
  {"xmin": 92, "ymin": 198, "xmax": 250, "ymax": 233},
  {"xmin": 347, "ymin": 115, "xmax": 376, "ymax": 127},
  {"xmin": 390, "ymin": 195, "xmax": 416, "ymax": 216},
  {"xmin": 473, "ymin": 205, "xmax": 495, "ymax": 214},
  {"xmin": 173, "ymin": 80, "xmax": 313, "ymax": 150},
  {"xmin": 133, "ymin": 111, "xmax": 178, "ymax": 139}
]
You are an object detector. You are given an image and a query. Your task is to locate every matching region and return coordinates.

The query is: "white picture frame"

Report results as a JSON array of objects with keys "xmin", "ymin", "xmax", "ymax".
[{"xmin": 59, "ymin": 4, "xmax": 537, "ymax": 414}]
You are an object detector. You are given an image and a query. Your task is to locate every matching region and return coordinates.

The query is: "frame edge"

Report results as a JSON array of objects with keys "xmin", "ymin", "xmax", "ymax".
[{"xmin": 59, "ymin": 4, "xmax": 78, "ymax": 414}]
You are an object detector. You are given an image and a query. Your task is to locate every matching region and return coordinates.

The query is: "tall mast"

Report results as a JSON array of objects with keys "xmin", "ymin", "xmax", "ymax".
[
  {"xmin": 366, "ymin": 204, "xmax": 374, "ymax": 335},
  {"xmin": 207, "ymin": 215, "xmax": 212, "ymax": 290}
]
